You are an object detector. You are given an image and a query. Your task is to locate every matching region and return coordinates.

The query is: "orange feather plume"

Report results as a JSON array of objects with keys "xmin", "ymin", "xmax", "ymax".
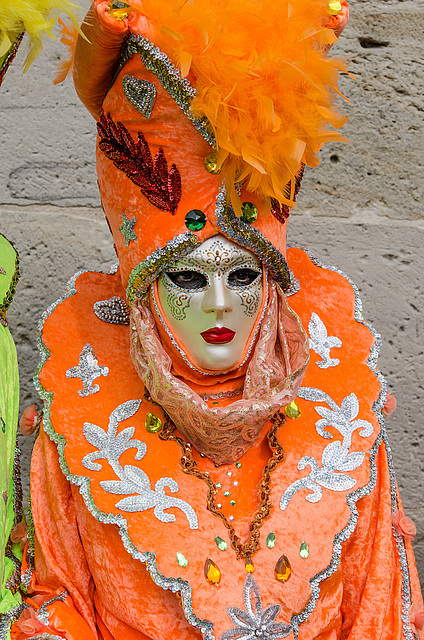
[{"xmin": 122, "ymin": 0, "xmax": 350, "ymax": 207}]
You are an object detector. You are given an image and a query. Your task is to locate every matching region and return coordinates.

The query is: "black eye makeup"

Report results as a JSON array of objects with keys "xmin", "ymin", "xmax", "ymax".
[
  {"xmin": 166, "ymin": 270, "xmax": 208, "ymax": 290},
  {"xmin": 227, "ymin": 268, "xmax": 261, "ymax": 289}
]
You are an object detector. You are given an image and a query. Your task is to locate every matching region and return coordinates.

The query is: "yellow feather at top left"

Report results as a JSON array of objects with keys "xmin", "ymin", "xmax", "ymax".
[{"xmin": 0, "ymin": 0, "xmax": 83, "ymax": 77}]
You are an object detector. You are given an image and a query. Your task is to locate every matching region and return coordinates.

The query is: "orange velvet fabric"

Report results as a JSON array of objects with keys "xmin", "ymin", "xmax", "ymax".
[{"xmin": 9, "ymin": 248, "xmax": 423, "ymax": 640}]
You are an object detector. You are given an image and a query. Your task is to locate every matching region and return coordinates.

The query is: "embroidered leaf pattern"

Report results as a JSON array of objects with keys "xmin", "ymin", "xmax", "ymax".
[
  {"xmin": 97, "ymin": 110, "xmax": 182, "ymax": 215},
  {"xmin": 82, "ymin": 400, "xmax": 198, "ymax": 529},
  {"xmin": 280, "ymin": 388, "xmax": 374, "ymax": 511},
  {"xmin": 308, "ymin": 312, "xmax": 342, "ymax": 369}
]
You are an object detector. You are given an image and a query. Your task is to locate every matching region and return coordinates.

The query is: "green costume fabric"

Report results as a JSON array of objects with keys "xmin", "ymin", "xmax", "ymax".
[{"xmin": 0, "ymin": 233, "xmax": 21, "ymax": 625}]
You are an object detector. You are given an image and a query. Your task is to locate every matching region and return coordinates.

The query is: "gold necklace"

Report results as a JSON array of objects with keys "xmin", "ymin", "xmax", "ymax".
[{"xmin": 158, "ymin": 410, "xmax": 286, "ymax": 568}]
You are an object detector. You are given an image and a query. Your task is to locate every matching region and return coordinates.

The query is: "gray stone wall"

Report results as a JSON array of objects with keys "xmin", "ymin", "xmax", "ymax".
[{"xmin": 0, "ymin": 0, "xmax": 423, "ymax": 589}]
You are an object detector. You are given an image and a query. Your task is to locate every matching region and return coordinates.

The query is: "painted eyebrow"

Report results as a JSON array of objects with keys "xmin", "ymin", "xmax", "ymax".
[{"xmin": 169, "ymin": 256, "xmax": 261, "ymax": 269}]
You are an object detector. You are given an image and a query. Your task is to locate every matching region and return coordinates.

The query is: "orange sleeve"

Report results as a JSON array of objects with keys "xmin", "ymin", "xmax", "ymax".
[
  {"xmin": 339, "ymin": 441, "xmax": 423, "ymax": 639},
  {"xmin": 28, "ymin": 427, "xmax": 99, "ymax": 639}
]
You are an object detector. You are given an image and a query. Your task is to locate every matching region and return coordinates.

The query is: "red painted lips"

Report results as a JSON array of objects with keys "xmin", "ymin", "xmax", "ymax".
[{"xmin": 201, "ymin": 327, "xmax": 235, "ymax": 344}]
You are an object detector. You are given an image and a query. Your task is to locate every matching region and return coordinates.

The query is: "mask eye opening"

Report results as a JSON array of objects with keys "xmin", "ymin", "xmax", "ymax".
[{"xmin": 165, "ymin": 270, "xmax": 209, "ymax": 291}]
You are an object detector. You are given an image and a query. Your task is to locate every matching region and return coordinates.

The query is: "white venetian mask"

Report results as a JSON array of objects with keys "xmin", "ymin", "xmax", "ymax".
[{"xmin": 155, "ymin": 235, "xmax": 265, "ymax": 371}]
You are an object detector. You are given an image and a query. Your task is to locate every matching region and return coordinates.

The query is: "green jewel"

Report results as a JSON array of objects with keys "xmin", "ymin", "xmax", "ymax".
[
  {"xmin": 200, "ymin": 453, "xmax": 206, "ymax": 458},
  {"xmin": 145, "ymin": 412, "xmax": 162, "ymax": 433},
  {"xmin": 215, "ymin": 536, "xmax": 228, "ymax": 551},
  {"xmin": 0, "ymin": 417, "xmax": 5, "ymax": 433},
  {"xmin": 266, "ymin": 532, "xmax": 276, "ymax": 549},
  {"xmin": 216, "ymin": 483, "xmax": 222, "ymax": 489},
  {"xmin": 185, "ymin": 209, "xmax": 207, "ymax": 231},
  {"xmin": 240, "ymin": 202, "xmax": 258, "ymax": 224},
  {"xmin": 230, "ymin": 500, "xmax": 236, "ymax": 506},
  {"xmin": 235, "ymin": 462, "xmax": 242, "ymax": 468},
  {"xmin": 284, "ymin": 400, "xmax": 302, "ymax": 420},
  {"xmin": 223, "ymin": 491, "xmax": 230, "ymax": 497},
  {"xmin": 176, "ymin": 552, "xmax": 188, "ymax": 567},
  {"xmin": 299, "ymin": 541, "xmax": 309, "ymax": 559}
]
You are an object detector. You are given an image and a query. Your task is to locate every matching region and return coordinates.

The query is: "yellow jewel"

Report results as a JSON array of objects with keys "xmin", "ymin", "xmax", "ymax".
[
  {"xmin": 204, "ymin": 558, "xmax": 221, "ymax": 584},
  {"xmin": 109, "ymin": 0, "xmax": 129, "ymax": 19},
  {"xmin": 274, "ymin": 554, "xmax": 292, "ymax": 582},
  {"xmin": 284, "ymin": 401, "xmax": 301, "ymax": 420},
  {"xmin": 145, "ymin": 413, "xmax": 162, "ymax": 433},
  {"xmin": 245, "ymin": 562, "xmax": 254, "ymax": 573},
  {"xmin": 327, "ymin": 1, "xmax": 342, "ymax": 15},
  {"xmin": 204, "ymin": 153, "xmax": 221, "ymax": 174}
]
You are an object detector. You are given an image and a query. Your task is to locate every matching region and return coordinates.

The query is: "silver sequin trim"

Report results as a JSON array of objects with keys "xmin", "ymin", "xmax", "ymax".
[
  {"xmin": 65, "ymin": 343, "xmax": 109, "ymax": 397},
  {"xmin": 35, "ymin": 590, "xmax": 68, "ymax": 627},
  {"xmin": 287, "ymin": 245, "xmax": 414, "ymax": 640},
  {"xmin": 82, "ymin": 399, "xmax": 198, "ymax": 529},
  {"xmin": 220, "ymin": 574, "xmax": 292, "ymax": 640},
  {"xmin": 34, "ymin": 264, "xmax": 215, "ymax": 640},
  {"xmin": 120, "ymin": 35, "xmax": 215, "ymax": 147},
  {"xmin": 0, "ymin": 603, "xmax": 24, "ymax": 639},
  {"xmin": 308, "ymin": 312, "xmax": 342, "ymax": 368},
  {"xmin": 215, "ymin": 186, "xmax": 291, "ymax": 292},
  {"xmin": 126, "ymin": 231, "xmax": 199, "ymax": 304}
]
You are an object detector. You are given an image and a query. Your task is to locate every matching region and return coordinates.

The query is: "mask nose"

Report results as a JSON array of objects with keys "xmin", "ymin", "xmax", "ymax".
[{"xmin": 201, "ymin": 275, "xmax": 233, "ymax": 315}]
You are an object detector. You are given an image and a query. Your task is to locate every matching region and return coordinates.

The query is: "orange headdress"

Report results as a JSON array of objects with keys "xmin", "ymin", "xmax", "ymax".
[{"xmin": 74, "ymin": 0, "xmax": 349, "ymax": 302}]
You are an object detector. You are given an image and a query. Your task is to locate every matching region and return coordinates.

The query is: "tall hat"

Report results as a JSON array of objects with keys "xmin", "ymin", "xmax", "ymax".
[{"xmin": 74, "ymin": 0, "xmax": 349, "ymax": 303}]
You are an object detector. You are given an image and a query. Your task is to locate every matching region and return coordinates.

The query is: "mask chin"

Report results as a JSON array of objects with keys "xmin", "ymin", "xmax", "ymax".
[{"xmin": 151, "ymin": 235, "xmax": 269, "ymax": 375}]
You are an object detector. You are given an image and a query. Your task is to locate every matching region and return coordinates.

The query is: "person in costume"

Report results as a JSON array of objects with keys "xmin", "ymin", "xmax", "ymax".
[{"xmin": 3, "ymin": 0, "xmax": 424, "ymax": 638}]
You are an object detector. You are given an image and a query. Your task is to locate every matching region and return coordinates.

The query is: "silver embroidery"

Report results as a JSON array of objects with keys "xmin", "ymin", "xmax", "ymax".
[
  {"xmin": 220, "ymin": 574, "xmax": 292, "ymax": 640},
  {"xmin": 0, "ymin": 266, "xmax": 5, "ymax": 274},
  {"xmin": 308, "ymin": 312, "xmax": 342, "ymax": 368},
  {"xmin": 65, "ymin": 343, "xmax": 109, "ymax": 397},
  {"xmin": 93, "ymin": 296, "xmax": 130, "ymax": 325},
  {"xmin": 123, "ymin": 75, "xmax": 157, "ymax": 119},
  {"xmin": 82, "ymin": 400, "xmax": 198, "ymax": 529},
  {"xmin": 34, "ymin": 264, "xmax": 215, "ymax": 639},
  {"xmin": 280, "ymin": 388, "xmax": 374, "ymax": 511},
  {"xmin": 35, "ymin": 590, "xmax": 68, "ymax": 626},
  {"xmin": 287, "ymin": 245, "xmax": 415, "ymax": 640},
  {"xmin": 34, "ymin": 254, "xmax": 415, "ymax": 640}
]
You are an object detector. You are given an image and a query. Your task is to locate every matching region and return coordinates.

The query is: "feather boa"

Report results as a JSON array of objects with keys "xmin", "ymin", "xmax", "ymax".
[
  {"xmin": 120, "ymin": 0, "xmax": 349, "ymax": 208},
  {"xmin": 0, "ymin": 0, "xmax": 82, "ymax": 71}
]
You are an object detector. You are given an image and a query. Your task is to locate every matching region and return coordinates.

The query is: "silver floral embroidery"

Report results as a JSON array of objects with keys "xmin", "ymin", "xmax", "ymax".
[
  {"xmin": 82, "ymin": 399, "xmax": 198, "ymax": 529},
  {"xmin": 308, "ymin": 312, "xmax": 342, "ymax": 368},
  {"xmin": 220, "ymin": 574, "xmax": 292, "ymax": 640},
  {"xmin": 65, "ymin": 343, "xmax": 109, "ymax": 397},
  {"xmin": 280, "ymin": 388, "xmax": 374, "ymax": 510}
]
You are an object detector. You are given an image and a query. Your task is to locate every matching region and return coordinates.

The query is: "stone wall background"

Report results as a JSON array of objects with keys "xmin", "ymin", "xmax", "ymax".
[{"xmin": 0, "ymin": 0, "xmax": 423, "ymax": 586}]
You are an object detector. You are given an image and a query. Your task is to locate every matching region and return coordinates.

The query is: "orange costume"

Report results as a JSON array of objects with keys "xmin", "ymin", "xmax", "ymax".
[{"xmin": 3, "ymin": 0, "xmax": 423, "ymax": 638}]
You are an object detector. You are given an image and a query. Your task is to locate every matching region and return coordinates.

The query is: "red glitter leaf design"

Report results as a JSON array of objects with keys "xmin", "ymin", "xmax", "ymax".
[
  {"xmin": 97, "ymin": 110, "xmax": 182, "ymax": 215},
  {"xmin": 271, "ymin": 164, "xmax": 305, "ymax": 224}
]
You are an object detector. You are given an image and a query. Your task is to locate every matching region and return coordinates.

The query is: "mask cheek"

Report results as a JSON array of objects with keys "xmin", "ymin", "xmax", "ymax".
[{"xmin": 235, "ymin": 284, "xmax": 262, "ymax": 318}]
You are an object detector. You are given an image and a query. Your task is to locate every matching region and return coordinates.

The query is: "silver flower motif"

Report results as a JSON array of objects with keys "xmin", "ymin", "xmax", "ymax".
[
  {"xmin": 220, "ymin": 574, "xmax": 292, "ymax": 640},
  {"xmin": 280, "ymin": 387, "xmax": 374, "ymax": 510},
  {"xmin": 308, "ymin": 312, "xmax": 342, "ymax": 369}
]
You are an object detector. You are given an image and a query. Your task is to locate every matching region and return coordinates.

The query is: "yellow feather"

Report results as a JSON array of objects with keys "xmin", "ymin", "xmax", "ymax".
[{"xmin": 0, "ymin": 0, "xmax": 83, "ymax": 71}]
